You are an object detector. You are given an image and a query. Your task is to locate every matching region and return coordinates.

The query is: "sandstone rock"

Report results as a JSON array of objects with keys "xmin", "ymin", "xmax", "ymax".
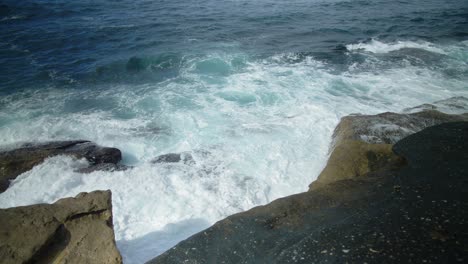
[
  {"xmin": 0, "ymin": 190, "xmax": 122, "ymax": 264},
  {"xmin": 148, "ymin": 122, "xmax": 468, "ymax": 264},
  {"xmin": 310, "ymin": 102, "xmax": 468, "ymax": 190},
  {"xmin": 0, "ymin": 140, "xmax": 122, "ymax": 192}
]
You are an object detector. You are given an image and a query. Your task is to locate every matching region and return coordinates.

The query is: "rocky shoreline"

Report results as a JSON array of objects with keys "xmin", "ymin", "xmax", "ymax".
[
  {"xmin": 148, "ymin": 98, "xmax": 468, "ymax": 263},
  {"xmin": 311, "ymin": 106, "xmax": 468, "ymax": 190},
  {"xmin": 0, "ymin": 190, "xmax": 122, "ymax": 264},
  {"xmin": 1, "ymin": 97, "xmax": 467, "ymax": 263}
]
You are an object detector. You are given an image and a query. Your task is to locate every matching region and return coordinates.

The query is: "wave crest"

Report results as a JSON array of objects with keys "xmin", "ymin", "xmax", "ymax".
[{"xmin": 346, "ymin": 39, "xmax": 447, "ymax": 54}]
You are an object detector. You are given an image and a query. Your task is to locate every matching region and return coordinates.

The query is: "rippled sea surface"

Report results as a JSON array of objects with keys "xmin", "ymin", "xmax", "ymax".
[{"xmin": 1, "ymin": 0, "xmax": 467, "ymax": 263}]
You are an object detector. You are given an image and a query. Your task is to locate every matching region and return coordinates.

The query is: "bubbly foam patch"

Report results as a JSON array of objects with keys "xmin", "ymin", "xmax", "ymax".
[
  {"xmin": 346, "ymin": 39, "xmax": 447, "ymax": 54},
  {"xmin": 0, "ymin": 40, "xmax": 467, "ymax": 263}
]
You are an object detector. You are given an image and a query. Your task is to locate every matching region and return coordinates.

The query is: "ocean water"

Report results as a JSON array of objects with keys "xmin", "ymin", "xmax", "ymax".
[{"xmin": 0, "ymin": 0, "xmax": 467, "ymax": 263}]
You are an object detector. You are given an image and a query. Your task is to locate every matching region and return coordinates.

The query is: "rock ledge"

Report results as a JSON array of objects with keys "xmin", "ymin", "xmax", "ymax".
[{"xmin": 0, "ymin": 190, "xmax": 122, "ymax": 264}]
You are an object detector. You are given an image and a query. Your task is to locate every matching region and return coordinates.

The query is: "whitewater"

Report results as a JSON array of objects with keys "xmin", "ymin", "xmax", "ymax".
[
  {"xmin": 0, "ymin": 39, "xmax": 467, "ymax": 263},
  {"xmin": 1, "ymin": 0, "xmax": 468, "ymax": 263}
]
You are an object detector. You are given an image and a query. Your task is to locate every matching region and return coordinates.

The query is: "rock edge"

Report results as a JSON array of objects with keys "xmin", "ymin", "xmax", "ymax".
[{"xmin": 0, "ymin": 190, "xmax": 123, "ymax": 264}]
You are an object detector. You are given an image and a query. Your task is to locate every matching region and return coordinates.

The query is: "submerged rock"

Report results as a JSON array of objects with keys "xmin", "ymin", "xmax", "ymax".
[
  {"xmin": 0, "ymin": 190, "xmax": 122, "ymax": 264},
  {"xmin": 151, "ymin": 152, "xmax": 195, "ymax": 165},
  {"xmin": 0, "ymin": 140, "xmax": 122, "ymax": 192},
  {"xmin": 310, "ymin": 102, "xmax": 468, "ymax": 190},
  {"xmin": 76, "ymin": 163, "xmax": 131, "ymax": 174},
  {"xmin": 148, "ymin": 122, "xmax": 468, "ymax": 264}
]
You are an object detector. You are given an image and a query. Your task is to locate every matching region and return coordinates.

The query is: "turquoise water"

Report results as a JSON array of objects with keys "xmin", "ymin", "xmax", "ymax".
[{"xmin": 0, "ymin": 0, "xmax": 467, "ymax": 263}]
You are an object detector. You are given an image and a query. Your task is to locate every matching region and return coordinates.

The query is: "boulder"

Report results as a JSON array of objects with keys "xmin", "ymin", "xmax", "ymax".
[
  {"xmin": 309, "ymin": 101, "xmax": 468, "ymax": 190},
  {"xmin": 0, "ymin": 190, "xmax": 122, "ymax": 264},
  {"xmin": 0, "ymin": 140, "xmax": 122, "ymax": 192},
  {"xmin": 147, "ymin": 122, "xmax": 468, "ymax": 264}
]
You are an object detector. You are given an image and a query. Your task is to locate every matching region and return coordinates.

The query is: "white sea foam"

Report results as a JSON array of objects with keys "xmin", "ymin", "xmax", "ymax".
[
  {"xmin": 346, "ymin": 39, "xmax": 447, "ymax": 54},
  {"xmin": 0, "ymin": 40, "xmax": 467, "ymax": 263},
  {"xmin": 403, "ymin": 96, "xmax": 468, "ymax": 115}
]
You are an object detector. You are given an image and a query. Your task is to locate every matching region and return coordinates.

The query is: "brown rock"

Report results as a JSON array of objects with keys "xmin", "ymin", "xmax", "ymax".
[
  {"xmin": 0, "ymin": 190, "xmax": 122, "ymax": 264},
  {"xmin": 310, "ymin": 108, "xmax": 468, "ymax": 190}
]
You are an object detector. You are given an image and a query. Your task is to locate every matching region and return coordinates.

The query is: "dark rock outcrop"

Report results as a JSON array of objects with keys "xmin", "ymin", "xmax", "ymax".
[
  {"xmin": 148, "ymin": 122, "xmax": 468, "ymax": 264},
  {"xmin": 0, "ymin": 190, "xmax": 122, "ymax": 264},
  {"xmin": 0, "ymin": 140, "xmax": 122, "ymax": 192}
]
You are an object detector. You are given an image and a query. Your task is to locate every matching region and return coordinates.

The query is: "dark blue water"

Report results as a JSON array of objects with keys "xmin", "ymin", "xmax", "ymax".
[
  {"xmin": 1, "ymin": 1, "xmax": 468, "ymax": 263},
  {"xmin": 1, "ymin": 0, "xmax": 467, "ymax": 91}
]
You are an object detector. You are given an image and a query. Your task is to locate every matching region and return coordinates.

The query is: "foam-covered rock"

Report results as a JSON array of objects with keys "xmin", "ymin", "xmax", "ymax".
[
  {"xmin": 0, "ymin": 190, "xmax": 122, "ymax": 264},
  {"xmin": 151, "ymin": 152, "xmax": 195, "ymax": 165}
]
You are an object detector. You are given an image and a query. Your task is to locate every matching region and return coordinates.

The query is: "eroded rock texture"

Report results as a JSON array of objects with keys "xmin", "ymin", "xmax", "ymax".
[{"xmin": 0, "ymin": 190, "xmax": 122, "ymax": 264}]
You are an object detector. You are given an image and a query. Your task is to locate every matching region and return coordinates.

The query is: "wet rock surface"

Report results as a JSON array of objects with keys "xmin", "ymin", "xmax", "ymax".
[
  {"xmin": 403, "ymin": 96, "xmax": 468, "ymax": 115},
  {"xmin": 310, "ymin": 98, "xmax": 468, "ymax": 190},
  {"xmin": 76, "ymin": 163, "xmax": 131, "ymax": 174},
  {"xmin": 0, "ymin": 140, "xmax": 122, "ymax": 192},
  {"xmin": 151, "ymin": 152, "xmax": 195, "ymax": 165},
  {"xmin": 148, "ymin": 122, "xmax": 468, "ymax": 264},
  {"xmin": 0, "ymin": 190, "xmax": 122, "ymax": 264}
]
